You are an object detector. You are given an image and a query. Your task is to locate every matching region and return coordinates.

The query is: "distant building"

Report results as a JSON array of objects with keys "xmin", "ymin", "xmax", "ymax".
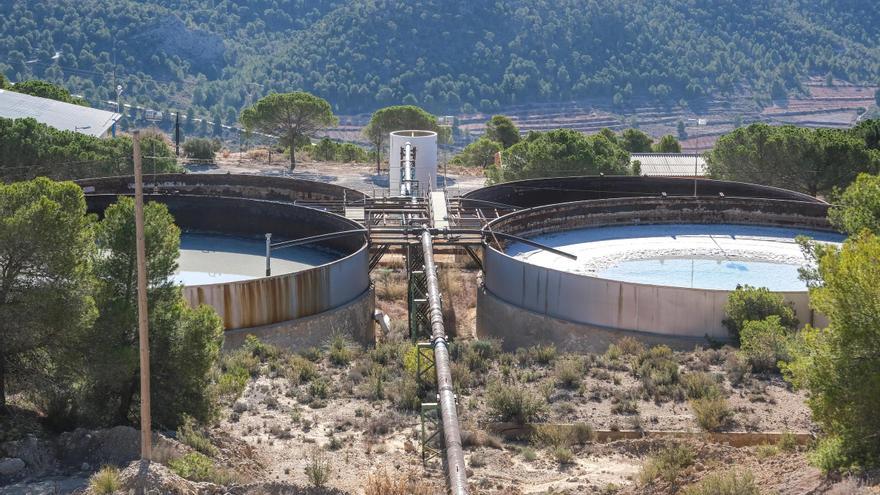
[
  {"xmin": 631, "ymin": 153, "xmax": 707, "ymax": 177},
  {"xmin": 0, "ymin": 89, "xmax": 121, "ymax": 137}
]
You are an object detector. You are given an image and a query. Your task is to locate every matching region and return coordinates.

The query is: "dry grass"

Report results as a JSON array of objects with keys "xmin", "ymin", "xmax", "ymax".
[
  {"xmin": 364, "ymin": 469, "xmax": 437, "ymax": 495},
  {"xmin": 376, "ymin": 269, "xmax": 407, "ymax": 301},
  {"xmin": 88, "ymin": 466, "xmax": 121, "ymax": 494}
]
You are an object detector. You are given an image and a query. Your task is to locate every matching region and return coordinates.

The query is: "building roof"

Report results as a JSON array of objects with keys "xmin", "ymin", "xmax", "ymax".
[
  {"xmin": 631, "ymin": 153, "xmax": 707, "ymax": 177},
  {"xmin": 0, "ymin": 89, "xmax": 121, "ymax": 137}
]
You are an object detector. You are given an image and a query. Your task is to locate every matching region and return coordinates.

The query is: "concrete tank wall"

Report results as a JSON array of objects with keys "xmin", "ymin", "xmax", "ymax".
[
  {"xmin": 77, "ymin": 173, "xmax": 367, "ymax": 206},
  {"xmin": 389, "ymin": 130, "xmax": 437, "ymax": 196},
  {"xmin": 85, "ymin": 194, "xmax": 372, "ymax": 342},
  {"xmin": 480, "ymin": 197, "xmax": 831, "ymax": 346},
  {"xmin": 463, "ymin": 176, "xmax": 824, "ymax": 209}
]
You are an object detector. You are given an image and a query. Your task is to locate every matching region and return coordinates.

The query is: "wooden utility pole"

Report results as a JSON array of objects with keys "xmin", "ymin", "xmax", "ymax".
[{"xmin": 132, "ymin": 130, "xmax": 152, "ymax": 461}]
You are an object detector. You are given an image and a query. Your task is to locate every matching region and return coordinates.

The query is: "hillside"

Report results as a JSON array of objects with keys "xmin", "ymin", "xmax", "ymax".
[{"xmin": 1, "ymin": 0, "xmax": 879, "ymax": 123}]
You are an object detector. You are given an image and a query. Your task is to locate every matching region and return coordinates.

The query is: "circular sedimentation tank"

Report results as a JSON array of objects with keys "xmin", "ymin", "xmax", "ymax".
[
  {"xmin": 472, "ymin": 177, "xmax": 841, "ymax": 350},
  {"xmin": 507, "ymin": 224, "xmax": 842, "ymax": 292},
  {"xmin": 80, "ymin": 174, "xmax": 373, "ymax": 349}
]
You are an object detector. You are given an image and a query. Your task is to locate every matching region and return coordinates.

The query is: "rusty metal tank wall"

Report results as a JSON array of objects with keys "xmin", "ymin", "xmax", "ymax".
[
  {"xmin": 463, "ymin": 176, "xmax": 823, "ymax": 209},
  {"xmin": 85, "ymin": 194, "xmax": 370, "ymax": 331},
  {"xmin": 480, "ymin": 197, "xmax": 832, "ymax": 344},
  {"xmin": 77, "ymin": 173, "xmax": 367, "ymax": 205}
]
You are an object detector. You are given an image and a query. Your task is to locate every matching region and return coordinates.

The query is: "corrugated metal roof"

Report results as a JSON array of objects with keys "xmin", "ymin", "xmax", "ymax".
[
  {"xmin": 0, "ymin": 89, "xmax": 121, "ymax": 137},
  {"xmin": 631, "ymin": 153, "xmax": 707, "ymax": 177}
]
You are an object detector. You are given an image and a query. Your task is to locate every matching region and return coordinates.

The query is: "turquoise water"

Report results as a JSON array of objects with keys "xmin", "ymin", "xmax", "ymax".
[{"xmin": 598, "ymin": 257, "xmax": 805, "ymax": 291}]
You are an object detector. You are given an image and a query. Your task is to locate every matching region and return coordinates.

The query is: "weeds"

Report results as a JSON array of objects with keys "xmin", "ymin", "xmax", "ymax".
[
  {"xmin": 328, "ymin": 335, "xmax": 354, "ymax": 366},
  {"xmin": 682, "ymin": 372, "xmax": 722, "ymax": 400},
  {"xmin": 176, "ymin": 415, "xmax": 217, "ymax": 456},
  {"xmin": 304, "ymin": 447, "xmax": 332, "ymax": 488},
  {"xmin": 636, "ymin": 345, "xmax": 683, "ymax": 402},
  {"xmin": 88, "ymin": 466, "xmax": 121, "ymax": 494},
  {"xmin": 554, "ymin": 357, "xmax": 584, "ymax": 389},
  {"xmin": 486, "ymin": 381, "xmax": 546, "ymax": 424},
  {"xmin": 364, "ymin": 469, "xmax": 436, "ymax": 495},
  {"xmin": 638, "ymin": 443, "xmax": 695, "ymax": 485},
  {"xmin": 691, "ymin": 395, "xmax": 733, "ymax": 431},
  {"xmin": 168, "ymin": 452, "xmax": 235, "ymax": 484},
  {"xmin": 517, "ymin": 344, "xmax": 557, "ymax": 366},
  {"xmin": 681, "ymin": 469, "xmax": 760, "ymax": 495},
  {"xmin": 284, "ymin": 355, "xmax": 317, "ymax": 385}
]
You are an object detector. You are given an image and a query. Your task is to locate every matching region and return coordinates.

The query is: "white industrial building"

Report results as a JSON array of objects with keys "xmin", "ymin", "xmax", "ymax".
[
  {"xmin": 0, "ymin": 89, "xmax": 120, "ymax": 137},
  {"xmin": 631, "ymin": 153, "xmax": 707, "ymax": 177}
]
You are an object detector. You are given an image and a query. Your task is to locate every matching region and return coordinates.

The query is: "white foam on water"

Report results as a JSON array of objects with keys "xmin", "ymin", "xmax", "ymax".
[{"xmin": 506, "ymin": 224, "xmax": 844, "ymax": 291}]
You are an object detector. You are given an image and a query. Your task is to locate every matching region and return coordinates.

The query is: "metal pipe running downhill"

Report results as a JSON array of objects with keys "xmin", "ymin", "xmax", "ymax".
[{"xmin": 420, "ymin": 229, "xmax": 469, "ymax": 495}]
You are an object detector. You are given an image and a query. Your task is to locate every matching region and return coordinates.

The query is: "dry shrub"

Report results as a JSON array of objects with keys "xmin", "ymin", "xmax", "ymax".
[
  {"xmin": 554, "ymin": 357, "xmax": 584, "ymax": 389},
  {"xmin": 89, "ymin": 466, "xmax": 121, "ymax": 494},
  {"xmin": 681, "ymin": 372, "xmax": 722, "ymax": 400},
  {"xmin": 532, "ymin": 422, "xmax": 595, "ymax": 448},
  {"xmin": 639, "ymin": 443, "xmax": 695, "ymax": 485},
  {"xmin": 691, "ymin": 396, "xmax": 733, "ymax": 431},
  {"xmin": 376, "ymin": 269, "xmax": 407, "ymax": 301},
  {"xmin": 247, "ymin": 148, "xmax": 269, "ymax": 160},
  {"xmin": 681, "ymin": 469, "xmax": 759, "ymax": 495},
  {"xmin": 461, "ymin": 429, "xmax": 503, "ymax": 449},
  {"xmin": 616, "ymin": 336, "xmax": 645, "ymax": 356},
  {"xmin": 364, "ymin": 469, "xmax": 437, "ymax": 495}
]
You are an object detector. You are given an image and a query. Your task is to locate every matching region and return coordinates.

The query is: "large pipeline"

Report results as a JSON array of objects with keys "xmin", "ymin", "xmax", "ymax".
[{"xmin": 420, "ymin": 229, "xmax": 469, "ymax": 495}]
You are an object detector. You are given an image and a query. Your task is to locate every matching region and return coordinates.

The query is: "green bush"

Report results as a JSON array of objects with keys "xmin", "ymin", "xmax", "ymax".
[
  {"xmin": 310, "ymin": 137, "xmax": 369, "ymax": 163},
  {"xmin": 682, "ymin": 470, "xmax": 760, "ymax": 495},
  {"xmin": 810, "ymin": 436, "xmax": 851, "ymax": 473},
  {"xmin": 183, "ymin": 138, "xmax": 221, "ymax": 160},
  {"xmin": 168, "ymin": 452, "xmax": 218, "ymax": 482},
  {"xmin": 516, "ymin": 344, "xmax": 557, "ymax": 366},
  {"xmin": 554, "ymin": 357, "xmax": 584, "ymax": 389},
  {"xmin": 639, "ymin": 443, "xmax": 695, "ymax": 485},
  {"xmin": 552, "ymin": 445, "xmax": 574, "ymax": 464},
  {"xmin": 636, "ymin": 346, "xmax": 683, "ymax": 402},
  {"xmin": 309, "ymin": 378, "xmax": 330, "ymax": 400},
  {"xmin": 177, "ymin": 415, "xmax": 217, "ymax": 456},
  {"xmin": 740, "ymin": 316, "xmax": 791, "ymax": 373},
  {"xmin": 328, "ymin": 335, "xmax": 354, "ymax": 366},
  {"xmin": 486, "ymin": 381, "xmax": 546, "ymax": 424},
  {"xmin": 691, "ymin": 396, "xmax": 733, "ymax": 432},
  {"xmin": 304, "ymin": 447, "xmax": 332, "ymax": 487},
  {"xmin": 723, "ymin": 285, "xmax": 798, "ymax": 343},
  {"xmin": 284, "ymin": 354, "xmax": 317, "ymax": 385},
  {"xmin": 682, "ymin": 372, "xmax": 721, "ymax": 400},
  {"xmin": 88, "ymin": 466, "xmax": 121, "ymax": 494},
  {"xmin": 391, "ymin": 375, "xmax": 422, "ymax": 412}
]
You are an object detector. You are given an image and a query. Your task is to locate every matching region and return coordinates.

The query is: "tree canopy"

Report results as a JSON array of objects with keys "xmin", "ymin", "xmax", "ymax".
[
  {"xmin": 653, "ymin": 135, "xmax": 682, "ymax": 153},
  {"xmin": 240, "ymin": 92, "xmax": 337, "ymax": 170},
  {"xmin": 4, "ymin": 1, "xmax": 880, "ymax": 118},
  {"xmin": 620, "ymin": 129, "xmax": 654, "ymax": 153},
  {"xmin": 488, "ymin": 128, "xmax": 632, "ymax": 183},
  {"xmin": 706, "ymin": 123, "xmax": 879, "ymax": 196},
  {"xmin": 485, "ymin": 115, "xmax": 520, "ymax": 149},
  {"xmin": 362, "ymin": 105, "xmax": 444, "ymax": 172},
  {"xmin": 81, "ymin": 197, "xmax": 223, "ymax": 427},
  {"xmin": 783, "ymin": 232, "xmax": 880, "ymax": 472},
  {"xmin": 0, "ymin": 179, "xmax": 224, "ymax": 431},
  {"xmin": 452, "ymin": 137, "xmax": 502, "ymax": 169},
  {"xmin": 828, "ymin": 173, "xmax": 880, "ymax": 236},
  {"xmin": 0, "ymin": 178, "xmax": 96, "ymax": 413},
  {"xmin": 0, "ymin": 118, "xmax": 178, "ymax": 182},
  {"xmin": 10, "ymin": 80, "xmax": 89, "ymax": 106}
]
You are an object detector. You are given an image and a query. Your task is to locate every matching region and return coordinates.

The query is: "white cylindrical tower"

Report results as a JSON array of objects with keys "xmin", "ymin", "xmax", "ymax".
[{"xmin": 389, "ymin": 130, "xmax": 437, "ymax": 196}]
